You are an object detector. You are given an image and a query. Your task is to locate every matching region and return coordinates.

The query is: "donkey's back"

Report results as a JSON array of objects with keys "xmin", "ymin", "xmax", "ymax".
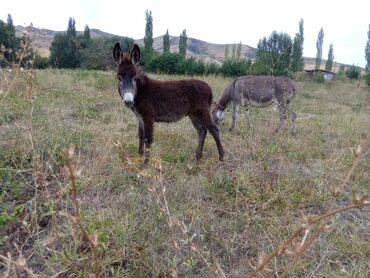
[
  {"xmin": 146, "ymin": 79, "xmax": 213, "ymax": 123},
  {"xmin": 235, "ymin": 76, "xmax": 296, "ymax": 105},
  {"xmin": 213, "ymin": 75, "xmax": 297, "ymax": 136}
]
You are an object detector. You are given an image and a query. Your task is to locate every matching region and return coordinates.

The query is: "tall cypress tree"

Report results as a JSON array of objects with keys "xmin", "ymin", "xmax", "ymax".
[
  {"xmin": 315, "ymin": 27, "xmax": 324, "ymax": 70},
  {"xmin": 179, "ymin": 29, "xmax": 187, "ymax": 58},
  {"xmin": 5, "ymin": 14, "xmax": 16, "ymax": 62},
  {"xmin": 291, "ymin": 18, "xmax": 304, "ymax": 72},
  {"xmin": 67, "ymin": 18, "xmax": 76, "ymax": 38},
  {"xmin": 236, "ymin": 41, "xmax": 242, "ymax": 60},
  {"xmin": 50, "ymin": 18, "xmax": 80, "ymax": 68},
  {"xmin": 83, "ymin": 25, "xmax": 91, "ymax": 41},
  {"xmin": 224, "ymin": 45, "xmax": 230, "ymax": 61},
  {"xmin": 144, "ymin": 10, "xmax": 153, "ymax": 57},
  {"xmin": 163, "ymin": 29, "xmax": 170, "ymax": 53},
  {"xmin": 365, "ymin": 24, "xmax": 370, "ymax": 71},
  {"xmin": 231, "ymin": 43, "xmax": 236, "ymax": 59},
  {"xmin": 325, "ymin": 43, "xmax": 334, "ymax": 71}
]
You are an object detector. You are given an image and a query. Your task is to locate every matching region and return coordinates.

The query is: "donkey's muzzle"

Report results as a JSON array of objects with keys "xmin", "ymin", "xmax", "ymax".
[
  {"xmin": 123, "ymin": 92, "xmax": 134, "ymax": 107},
  {"xmin": 124, "ymin": 99, "xmax": 134, "ymax": 107}
]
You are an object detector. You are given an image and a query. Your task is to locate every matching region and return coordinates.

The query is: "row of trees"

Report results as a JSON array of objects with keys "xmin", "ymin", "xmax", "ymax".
[
  {"xmin": 49, "ymin": 18, "xmax": 134, "ymax": 70},
  {"xmin": 1, "ymin": 13, "xmax": 369, "ymax": 84},
  {"xmin": 140, "ymin": 14, "xmax": 336, "ymax": 77}
]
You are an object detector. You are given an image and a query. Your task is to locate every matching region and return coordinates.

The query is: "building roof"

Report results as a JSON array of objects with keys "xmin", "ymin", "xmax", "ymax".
[{"xmin": 304, "ymin": 69, "xmax": 336, "ymax": 74}]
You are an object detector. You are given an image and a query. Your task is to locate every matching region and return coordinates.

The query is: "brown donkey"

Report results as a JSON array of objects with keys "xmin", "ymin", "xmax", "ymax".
[{"xmin": 113, "ymin": 43, "xmax": 224, "ymax": 163}]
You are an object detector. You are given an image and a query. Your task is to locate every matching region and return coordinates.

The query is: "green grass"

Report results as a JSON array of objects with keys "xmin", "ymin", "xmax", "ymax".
[{"xmin": 0, "ymin": 69, "xmax": 369, "ymax": 277}]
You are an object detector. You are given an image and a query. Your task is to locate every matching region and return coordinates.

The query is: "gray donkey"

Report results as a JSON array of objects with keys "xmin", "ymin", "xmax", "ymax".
[{"xmin": 212, "ymin": 75, "xmax": 297, "ymax": 136}]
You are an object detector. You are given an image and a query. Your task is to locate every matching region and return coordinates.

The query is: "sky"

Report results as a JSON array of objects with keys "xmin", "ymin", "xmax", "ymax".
[{"xmin": 2, "ymin": 0, "xmax": 369, "ymax": 67}]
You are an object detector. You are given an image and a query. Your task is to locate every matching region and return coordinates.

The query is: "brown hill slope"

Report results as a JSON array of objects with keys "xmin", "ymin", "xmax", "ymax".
[
  {"xmin": 15, "ymin": 25, "xmax": 343, "ymax": 71},
  {"xmin": 15, "ymin": 25, "xmax": 257, "ymax": 63}
]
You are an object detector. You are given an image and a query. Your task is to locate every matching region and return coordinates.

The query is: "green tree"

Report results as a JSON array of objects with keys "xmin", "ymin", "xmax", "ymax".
[
  {"xmin": 163, "ymin": 29, "xmax": 170, "ymax": 53},
  {"xmin": 224, "ymin": 44, "xmax": 229, "ymax": 61},
  {"xmin": 364, "ymin": 72, "xmax": 370, "ymax": 86},
  {"xmin": 34, "ymin": 53, "xmax": 49, "ymax": 69},
  {"xmin": 0, "ymin": 14, "xmax": 20, "ymax": 64},
  {"xmin": 67, "ymin": 17, "xmax": 76, "ymax": 38},
  {"xmin": 49, "ymin": 33, "xmax": 80, "ymax": 68},
  {"xmin": 291, "ymin": 18, "xmax": 304, "ymax": 72},
  {"xmin": 236, "ymin": 41, "xmax": 242, "ymax": 60},
  {"xmin": 325, "ymin": 43, "xmax": 334, "ymax": 71},
  {"xmin": 231, "ymin": 43, "xmax": 236, "ymax": 59},
  {"xmin": 80, "ymin": 36, "xmax": 134, "ymax": 70},
  {"xmin": 144, "ymin": 10, "xmax": 154, "ymax": 57},
  {"xmin": 84, "ymin": 25, "xmax": 91, "ymax": 41},
  {"xmin": 50, "ymin": 18, "xmax": 81, "ymax": 68},
  {"xmin": 256, "ymin": 31, "xmax": 293, "ymax": 75},
  {"xmin": 78, "ymin": 24, "xmax": 91, "ymax": 49},
  {"xmin": 365, "ymin": 24, "xmax": 370, "ymax": 71},
  {"xmin": 179, "ymin": 29, "xmax": 187, "ymax": 58},
  {"xmin": 315, "ymin": 27, "xmax": 324, "ymax": 70},
  {"xmin": 346, "ymin": 65, "xmax": 361, "ymax": 80},
  {"xmin": 220, "ymin": 58, "xmax": 252, "ymax": 77}
]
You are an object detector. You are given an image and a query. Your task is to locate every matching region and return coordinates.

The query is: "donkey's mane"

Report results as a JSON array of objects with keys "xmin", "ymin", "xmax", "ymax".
[{"xmin": 217, "ymin": 80, "xmax": 235, "ymax": 110}]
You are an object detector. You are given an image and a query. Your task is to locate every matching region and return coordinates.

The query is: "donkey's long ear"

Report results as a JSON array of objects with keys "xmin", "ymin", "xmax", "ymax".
[
  {"xmin": 131, "ymin": 44, "xmax": 141, "ymax": 64},
  {"xmin": 113, "ymin": 42, "xmax": 123, "ymax": 63}
]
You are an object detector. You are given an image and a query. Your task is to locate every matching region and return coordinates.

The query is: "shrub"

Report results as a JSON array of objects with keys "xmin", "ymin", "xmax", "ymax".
[
  {"xmin": 315, "ymin": 73, "xmax": 325, "ymax": 83},
  {"xmin": 220, "ymin": 58, "xmax": 252, "ymax": 77},
  {"xmin": 364, "ymin": 72, "xmax": 370, "ymax": 86},
  {"xmin": 345, "ymin": 65, "xmax": 361, "ymax": 80},
  {"xmin": 34, "ymin": 54, "xmax": 49, "ymax": 69}
]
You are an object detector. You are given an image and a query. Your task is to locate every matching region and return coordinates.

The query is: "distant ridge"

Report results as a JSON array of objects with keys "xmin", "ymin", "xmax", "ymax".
[
  {"xmin": 14, "ymin": 25, "xmax": 257, "ymax": 64},
  {"xmin": 15, "ymin": 25, "xmax": 344, "ymax": 71}
]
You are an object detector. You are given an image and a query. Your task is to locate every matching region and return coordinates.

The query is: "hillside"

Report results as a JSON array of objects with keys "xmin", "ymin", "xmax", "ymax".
[
  {"xmin": 135, "ymin": 35, "xmax": 257, "ymax": 64},
  {"xmin": 15, "ymin": 25, "xmax": 342, "ymax": 71},
  {"xmin": 15, "ymin": 25, "xmax": 117, "ymax": 57},
  {"xmin": 15, "ymin": 25, "xmax": 257, "ymax": 64}
]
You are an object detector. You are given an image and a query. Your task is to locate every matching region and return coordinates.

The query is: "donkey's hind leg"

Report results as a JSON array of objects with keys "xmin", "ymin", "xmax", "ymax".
[
  {"xmin": 290, "ymin": 111, "xmax": 297, "ymax": 137},
  {"xmin": 275, "ymin": 101, "xmax": 288, "ymax": 133},
  {"xmin": 189, "ymin": 115, "xmax": 207, "ymax": 161},
  {"xmin": 197, "ymin": 110, "xmax": 224, "ymax": 161},
  {"xmin": 229, "ymin": 101, "xmax": 239, "ymax": 132},
  {"xmin": 243, "ymin": 103, "xmax": 252, "ymax": 127}
]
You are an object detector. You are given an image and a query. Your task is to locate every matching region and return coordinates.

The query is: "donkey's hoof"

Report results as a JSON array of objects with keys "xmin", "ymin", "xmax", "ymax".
[{"xmin": 195, "ymin": 153, "xmax": 203, "ymax": 161}]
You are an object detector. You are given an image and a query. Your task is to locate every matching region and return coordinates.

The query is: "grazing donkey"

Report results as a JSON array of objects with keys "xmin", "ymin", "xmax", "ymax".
[
  {"xmin": 212, "ymin": 75, "xmax": 297, "ymax": 135},
  {"xmin": 113, "ymin": 43, "xmax": 224, "ymax": 163}
]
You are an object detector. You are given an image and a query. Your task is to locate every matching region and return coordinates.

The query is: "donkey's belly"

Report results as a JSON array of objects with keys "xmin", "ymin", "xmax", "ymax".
[
  {"xmin": 249, "ymin": 99, "xmax": 274, "ymax": 107},
  {"xmin": 155, "ymin": 112, "xmax": 185, "ymax": 123}
]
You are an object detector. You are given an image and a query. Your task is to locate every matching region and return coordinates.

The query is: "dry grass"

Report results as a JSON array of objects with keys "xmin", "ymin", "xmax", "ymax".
[{"xmin": 0, "ymin": 68, "xmax": 369, "ymax": 277}]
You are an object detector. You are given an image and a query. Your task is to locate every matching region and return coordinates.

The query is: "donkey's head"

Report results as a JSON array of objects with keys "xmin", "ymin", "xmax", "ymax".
[
  {"xmin": 113, "ymin": 42, "xmax": 141, "ymax": 107},
  {"xmin": 211, "ymin": 104, "xmax": 224, "ymax": 126}
]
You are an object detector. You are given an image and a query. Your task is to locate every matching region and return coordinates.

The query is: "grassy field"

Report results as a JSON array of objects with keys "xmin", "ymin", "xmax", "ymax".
[{"xmin": 0, "ymin": 69, "xmax": 369, "ymax": 277}]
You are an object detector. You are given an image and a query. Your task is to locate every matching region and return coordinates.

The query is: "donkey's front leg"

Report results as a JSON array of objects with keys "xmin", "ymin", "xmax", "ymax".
[
  {"xmin": 229, "ymin": 101, "xmax": 239, "ymax": 132},
  {"xmin": 143, "ymin": 118, "xmax": 154, "ymax": 165},
  {"xmin": 138, "ymin": 125, "xmax": 144, "ymax": 156}
]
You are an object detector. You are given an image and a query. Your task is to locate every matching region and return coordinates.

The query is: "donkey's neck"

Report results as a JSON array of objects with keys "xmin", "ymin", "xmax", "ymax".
[{"xmin": 217, "ymin": 81, "xmax": 234, "ymax": 111}]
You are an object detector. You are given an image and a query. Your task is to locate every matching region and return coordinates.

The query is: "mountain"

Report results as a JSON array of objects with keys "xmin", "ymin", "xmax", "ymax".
[
  {"xmin": 15, "ymin": 25, "xmax": 343, "ymax": 71},
  {"xmin": 15, "ymin": 25, "xmax": 120, "ymax": 57},
  {"xmin": 135, "ymin": 36, "xmax": 257, "ymax": 64},
  {"xmin": 15, "ymin": 25, "xmax": 256, "ymax": 64}
]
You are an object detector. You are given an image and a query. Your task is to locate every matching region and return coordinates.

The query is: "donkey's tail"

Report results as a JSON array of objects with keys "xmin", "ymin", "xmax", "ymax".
[{"xmin": 208, "ymin": 91, "xmax": 213, "ymax": 107}]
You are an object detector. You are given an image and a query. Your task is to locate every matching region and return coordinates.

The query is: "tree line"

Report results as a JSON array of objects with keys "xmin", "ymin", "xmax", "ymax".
[{"xmin": 1, "ymin": 13, "xmax": 369, "ymax": 84}]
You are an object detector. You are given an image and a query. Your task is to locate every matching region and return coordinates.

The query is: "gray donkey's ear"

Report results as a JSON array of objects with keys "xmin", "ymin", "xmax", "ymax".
[{"xmin": 113, "ymin": 42, "xmax": 123, "ymax": 63}]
